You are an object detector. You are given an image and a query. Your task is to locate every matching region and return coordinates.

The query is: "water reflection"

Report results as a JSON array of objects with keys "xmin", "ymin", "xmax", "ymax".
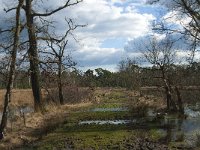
[
  {"xmin": 79, "ymin": 119, "xmax": 135, "ymax": 125},
  {"xmin": 156, "ymin": 105, "xmax": 200, "ymax": 147},
  {"xmin": 80, "ymin": 103, "xmax": 200, "ymax": 148}
]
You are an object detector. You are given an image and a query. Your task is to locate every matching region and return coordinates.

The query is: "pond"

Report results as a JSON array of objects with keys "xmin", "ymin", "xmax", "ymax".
[
  {"xmin": 18, "ymin": 106, "xmax": 34, "ymax": 114},
  {"xmin": 157, "ymin": 105, "xmax": 200, "ymax": 147},
  {"xmin": 1, "ymin": 101, "xmax": 200, "ymax": 149},
  {"xmin": 159, "ymin": 116, "xmax": 200, "ymax": 146},
  {"xmin": 78, "ymin": 103, "xmax": 200, "ymax": 148},
  {"xmin": 79, "ymin": 119, "xmax": 135, "ymax": 125}
]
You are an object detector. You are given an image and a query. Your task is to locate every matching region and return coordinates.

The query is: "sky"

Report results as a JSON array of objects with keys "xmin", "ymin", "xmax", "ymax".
[
  {"xmin": 62, "ymin": 0, "xmax": 163, "ymax": 72},
  {"xmin": 0, "ymin": 0, "xmax": 198, "ymax": 72}
]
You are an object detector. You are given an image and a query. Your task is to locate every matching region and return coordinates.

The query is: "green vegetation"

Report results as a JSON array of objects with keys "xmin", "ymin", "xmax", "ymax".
[
  {"xmin": 36, "ymin": 130, "xmax": 133, "ymax": 150},
  {"xmin": 0, "ymin": 0, "xmax": 199, "ymax": 149},
  {"xmin": 32, "ymin": 126, "xmax": 163, "ymax": 150},
  {"xmin": 20, "ymin": 89, "xmax": 167, "ymax": 150},
  {"xmin": 2, "ymin": 88, "xmax": 199, "ymax": 150},
  {"xmin": 68, "ymin": 111, "xmax": 131, "ymax": 122}
]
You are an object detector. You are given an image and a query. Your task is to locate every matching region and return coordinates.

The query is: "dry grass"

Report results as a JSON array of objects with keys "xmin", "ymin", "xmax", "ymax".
[
  {"xmin": 136, "ymin": 95, "xmax": 166, "ymax": 111},
  {"xmin": 0, "ymin": 88, "xmax": 166, "ymax": 149},
  {"xmin": 0, "ymin": 89, "xmax": 48, "ymax": 110},
  {"xmin": 0, "ymin": 101, "xmax": 93, "ymax": 150},
  {"xmin": 0, "ymin": 88, "xmax": 94, "ymax": 149}
]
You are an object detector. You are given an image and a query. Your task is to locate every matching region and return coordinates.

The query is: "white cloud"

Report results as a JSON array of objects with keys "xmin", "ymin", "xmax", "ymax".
[
  {"xmin": 26, "ymin": 0, "xmax": 156, "ymax": 70},
  {"xmin": 0, "ymin": 0, "xmax": 157, "ymax": 71},
  {"xmin": 177, "ymin": 51, "xmax": 200, "ymax": 62},
  {"xmin": 73, "ymin": 46, "xmax": 124, "ymax": 67},
  {"xmin": 79, "ymin": 64, "xmax": 118, "ymax": 72},
  {"xmin": 72, "ymin": 0, "xmax": 154, "ymax": 39},
  {"xmin": 53, "ymin": 0, "xmax": 155, "ymax": 70},
  {"xmin": 162, "ymin": 10, "xmax": 192, "ymax": 30}
]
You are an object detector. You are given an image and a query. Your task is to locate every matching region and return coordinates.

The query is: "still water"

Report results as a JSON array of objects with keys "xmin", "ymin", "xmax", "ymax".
[{"xmin": 79, "ymin": 103, "xmax": 200, "ymax": 147}]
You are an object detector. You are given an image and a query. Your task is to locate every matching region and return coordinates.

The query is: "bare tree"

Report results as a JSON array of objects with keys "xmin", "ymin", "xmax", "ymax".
[
  {"xmin": 173, "ymin": 0, "xmax": 200, "ymax": 41},
  {"xmin": 139, "ymin": 34, "xmax": 181, "ymax": 112},
  {"xmin": 40, "ymin": 19, "xmax": 84, "ymax": 104},
  {"xmin": 148, "ymin": 0, "xmax": 200, "ymax": 62},
  {"xmin": 1, "ymin": 0, "xmax": 83, "ymax": 112},
  {"xmin": 22, "ymin": 0, "xmax": 82, "ymax": 111},
  {"xmin": 0, "ymin": 0, "xmax": 24, "ymax": 138}
]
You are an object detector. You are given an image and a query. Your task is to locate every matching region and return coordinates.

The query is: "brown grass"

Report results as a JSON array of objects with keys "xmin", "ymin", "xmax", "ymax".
[
  {"xmin": 0, "ymin": 101, "xmax": 93, "ymax": 149},
  {"xmin": 0, "ymin": 88, "xmax": 166, "ymax": 149},
  {"xmin": 0, "ymin": 87, "xmax": 94, "ymax": 149},
  {"xmin": 0, "ymin": 89, "xmax": 48, "ymax": 110}
]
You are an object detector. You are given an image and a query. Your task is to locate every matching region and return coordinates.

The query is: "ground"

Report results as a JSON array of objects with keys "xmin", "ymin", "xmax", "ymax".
[{"xmin": 0, "ymin": 88, "xmax": 198, "ymax": 149}]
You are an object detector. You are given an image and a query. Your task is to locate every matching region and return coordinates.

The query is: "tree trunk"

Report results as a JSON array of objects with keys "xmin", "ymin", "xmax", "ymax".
[
  {"xmin": 175, "ymin": 86, "xmax": 184, "ymax": 114},
  {"xmin": 25, "ymin": 0, "xmax": 43, "ymax": 112},
  {"xmin": 58, "ymin": 57, "xmax": 64, "ymax": 105},
  {"xmin": 161, "ymin": 67, "xmax": 177, "ymax": 112},
  {"xmin": 0, "ymin": 0, "xmax": 24, "ymax": 136}
]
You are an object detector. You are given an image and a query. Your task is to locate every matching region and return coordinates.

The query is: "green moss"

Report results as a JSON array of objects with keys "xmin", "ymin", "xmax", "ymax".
[
  {"xmin": 149, "ymin": 129, "xmax": 165, "ymax": 140},
  {"xmin": 57, "ymin": 123, "xmax": 129, "ymax": 133},
  {"xmin": 34, "ymin": 129, "xmax": 141, "ymax": 150},
  {"xmin": 32, "ymin": 121, "xmax": 168, "ymax": 150},
  {"xmin": 20, "ymin": 89, "xmax": 170, "ymax": 149},
  {"xmin": 94, "ymin": 103, "xmax": 124, "ymax": 108},
  {"xmin": 68, "ymin": 111, "xmax": 132, "ymax": 123},
  {"xmin": 168, "ymin": 141, "xmax": 188, "ymax": 149}
]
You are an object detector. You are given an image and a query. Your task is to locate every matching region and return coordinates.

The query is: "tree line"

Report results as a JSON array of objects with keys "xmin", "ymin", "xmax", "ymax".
[{"xmin": 1, "ymin": 59, "xmax": 199, "ymax": 90}]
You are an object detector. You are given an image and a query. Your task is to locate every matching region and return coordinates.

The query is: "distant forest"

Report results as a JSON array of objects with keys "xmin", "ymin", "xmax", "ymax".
[{"xmin": 1, "ymin": 59, "xmax": 200, "ymax": 90}]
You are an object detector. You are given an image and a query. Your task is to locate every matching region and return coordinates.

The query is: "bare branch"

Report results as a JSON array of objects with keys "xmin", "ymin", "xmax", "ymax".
[
  {"xmin": 33, "ymin": 0, "xmax": 83, "ymax": 17},
  {"xmin": 4, "ymin": 7, "xmax": 17, "ymax": 13}
]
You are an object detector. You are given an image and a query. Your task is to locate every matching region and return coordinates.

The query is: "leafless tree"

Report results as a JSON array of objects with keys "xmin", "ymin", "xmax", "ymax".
[
  {"xmin": 138, "ymin": 34, "xmax": 184, "ymax": 112},
  {"xmin": 148, "ymin": 0, "xmax": 200, "ymax": 62},
  {"xmin": 0, "ymin": 0, "xmax": 83, "ymax": 137},
  {"xmin": 22, "ymin": 0, "xmax": 83, "ymax": 112},
  {"xmin": 1, "ymin": 0, "xmax": 83, "ymax": 112},
  {"xmin": 40, "ymin": 19, "xmax": 84, "ymax": 104},
  {"xmin": 0, "ymin": 0, "xmax": 24, "ymax": 138}
]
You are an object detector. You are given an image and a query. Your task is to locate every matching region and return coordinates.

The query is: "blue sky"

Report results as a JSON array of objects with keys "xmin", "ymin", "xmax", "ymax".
[
  {"xmin": 0, "ymin": 0, "xmax": 198, "ymax": 72},
  {"xmin": 0, "ymin": 0, "xmax": 162, "ymax": 72},
  {"xmin": 65, "ymin": 0, "xmax": 161, "ymax": 71}
]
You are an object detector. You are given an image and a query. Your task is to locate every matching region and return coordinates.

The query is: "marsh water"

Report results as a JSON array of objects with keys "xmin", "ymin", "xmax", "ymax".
[
  {"xmin": 79, "ymin": 120, "xmax": 134, "ymax": 125},
  {"xmin": 79, "ymin": 103, "xmax": 200, "ymax": 147},
  {"xmin": 6, "ymin": 104, "xmax": 200, "ymax": 146},
  {"xmin": 159, "ymin": 103, "xmax": 200, "ymax": 146},
  {"xmin": 2, "ymin": 101, "xmax": 200, "ymax": 148}
]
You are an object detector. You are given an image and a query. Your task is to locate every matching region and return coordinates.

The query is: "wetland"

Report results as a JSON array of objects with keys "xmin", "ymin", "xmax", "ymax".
[{"xmin": 12, "ymin": 88, "xmax": 200, "ymax": 150}]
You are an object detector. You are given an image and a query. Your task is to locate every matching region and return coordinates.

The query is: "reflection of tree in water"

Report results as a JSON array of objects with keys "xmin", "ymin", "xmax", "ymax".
[
  {"xmin": 176, "ymin": 119, "xmax": 184, "ymax": 142},
  {"xmin": 164, "ymin": 118, "xmax": 184, "ymax": 143}
]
